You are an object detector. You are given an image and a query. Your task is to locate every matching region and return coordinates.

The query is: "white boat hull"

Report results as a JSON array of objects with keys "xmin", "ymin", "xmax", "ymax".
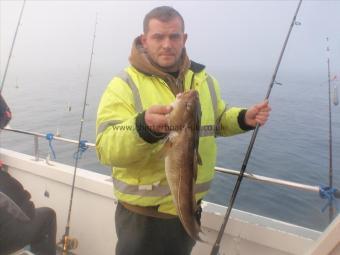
[{"xmin": 2, "ymin": 148, "xmax": 338, "ymax": 255}]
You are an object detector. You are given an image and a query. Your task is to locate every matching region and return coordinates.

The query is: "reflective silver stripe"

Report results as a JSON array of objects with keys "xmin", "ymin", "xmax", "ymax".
[
  {"xmin": 199, "ymin": 125, "xmax": 216, "ymax": 137},
  {"xmin": 112, "ymin": 177, "xmax": 211, "ymax": 197},
  {"xmin": 206, "ymin": 75, "xmax": 218, "ymax": 122},
  {"xmin": 97, "ymin": 120, "xmax": 123, "ymax": 134},
  {"xmin": 113, "ymin": 178, "xmax": 171, "ymax": 197},
  {"xmin": 117, "ymin": 71, "xmax": 143, "ymax": 113}
]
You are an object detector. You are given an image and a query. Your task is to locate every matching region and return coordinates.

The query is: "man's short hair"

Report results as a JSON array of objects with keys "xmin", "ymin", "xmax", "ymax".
[{"xmin": 143, "ymin": 6, "xmax": 185, "ymax": 33}]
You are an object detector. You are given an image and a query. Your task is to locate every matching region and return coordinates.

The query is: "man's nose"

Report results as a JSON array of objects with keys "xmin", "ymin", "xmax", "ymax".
[{"xmin": 161, "ymin": 37, "xmax": 172, "ymax": 49}]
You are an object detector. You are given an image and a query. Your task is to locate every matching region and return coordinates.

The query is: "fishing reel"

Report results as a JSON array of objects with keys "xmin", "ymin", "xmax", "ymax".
[{"xmin": 57, "ymin": 235, "xmax": 78, "ymax": 255}]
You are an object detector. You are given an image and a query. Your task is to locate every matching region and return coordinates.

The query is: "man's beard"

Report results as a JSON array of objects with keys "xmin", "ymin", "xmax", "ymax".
[{"xmin": 146, "ymin": 52, "xmax": 182, "ymax": 73}]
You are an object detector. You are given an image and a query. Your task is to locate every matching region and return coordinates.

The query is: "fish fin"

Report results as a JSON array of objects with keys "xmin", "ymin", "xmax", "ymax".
[
  {"xmin": 168, "ymin": 131, "xmax": 179, "ymax": 142},
  {"xmin": 193, "ymin": 149, "xmax": 202, "ymax": 181},
  {"xmin": 194, "ymin": 93, "xmax": 202, "ymax": 165},
  {"xmin": 193, "ymin": 214, "xmax": 207, "ymax": 243},
  {"xmin": 158, "ymin": 136, "xmax": 172, "ymax": 158},
  {"xmin": 163, "ymin": 131, "xmax": 180, "ymax": 146},
  {"xmin": 197, "ymin": 151, "xmax": 202, "ymax": 165},
  {"xmin": 193, "ymin": 151, "xmax": 198, "ymax": 181},
  {"xmin": 164, "ymin": 138, "xmax": 172, "ymax": 149},
  {"xmin": 197, "ymin": 231, "xmax": 210, "ymax": 244}
]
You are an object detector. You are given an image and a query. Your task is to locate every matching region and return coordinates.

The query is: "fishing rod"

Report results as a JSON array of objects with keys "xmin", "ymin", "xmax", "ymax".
[
  {"xmin": 326, "ymin": 37, "xmax": 337, "ymax": 222},
  {"xmin": 61, "ymin": 14, "xmax": 98, "ymax": 254},
  {"xmin": 0, "ymin": 0, "xmax": 26, "ymax": 93},
  {"xmin": 210, "ymin": 1, "xmax": 303, "ymax": 254}
]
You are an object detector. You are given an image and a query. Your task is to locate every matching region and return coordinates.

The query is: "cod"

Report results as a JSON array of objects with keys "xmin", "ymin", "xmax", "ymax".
[{"xmin": 165, "ymin": 89, "xmax": 203, "ymax": 241}]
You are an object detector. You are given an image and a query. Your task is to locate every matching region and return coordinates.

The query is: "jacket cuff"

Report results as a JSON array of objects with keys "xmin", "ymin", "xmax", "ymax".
[
  {"xmin": 238, "ymin": 109, "xmax": 255, "ymax": 131},
  {"xmin": 136, "ymin": 111, "xmax": 167, "ymax": 144}
]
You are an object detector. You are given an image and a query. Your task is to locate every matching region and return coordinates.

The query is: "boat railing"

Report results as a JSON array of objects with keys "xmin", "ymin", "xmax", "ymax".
[
  {"xmin": 2, "ymin": 126, "xmax": 340, "ymax": 199},
  {"xmin": 2, "ymin": 127, "xmax": 95, "ymax": 161}
]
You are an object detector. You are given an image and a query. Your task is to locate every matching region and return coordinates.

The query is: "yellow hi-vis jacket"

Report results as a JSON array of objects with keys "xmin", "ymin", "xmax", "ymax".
[{"xmin": 96, "ymin": 63, "xmax": 248, "ymax": 215}]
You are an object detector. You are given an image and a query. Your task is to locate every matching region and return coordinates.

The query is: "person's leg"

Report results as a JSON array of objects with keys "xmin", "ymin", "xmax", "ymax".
[
  {"xmin": 30, "ymin": 207, "xmax": 57, "ymax": 255},
  {"xmin": 0, "ymin": 207, "xmax": 56, "ymax": 255},
  {"xmin": 161, "ymin": 218, "xmax": 196, "ymax": 255},
  {"xmin": 0, "ymin": 218, "xmax": 28, "ymax": 255},
  {"xmin": 115, "ymin": 202, "xmax": 196, "ymax": 255},
  {"xmin": 115, "ymin": 202, "xmax": 163, "ymax": 255}
]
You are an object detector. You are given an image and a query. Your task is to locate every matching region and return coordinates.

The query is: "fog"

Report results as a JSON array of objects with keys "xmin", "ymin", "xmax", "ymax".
[{"xmin": 1, "ymin": 0, "xmax": 340, "ymax": 88}]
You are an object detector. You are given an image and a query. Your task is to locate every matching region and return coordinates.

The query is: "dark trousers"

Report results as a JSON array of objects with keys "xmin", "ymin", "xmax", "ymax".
[
  {"xmin": 115, "ymin": 202, "xmax": 196, "ymax": 255},
  {"xmin": 0, "ymin": 207, "xmax": 57, "ymax": 255}
]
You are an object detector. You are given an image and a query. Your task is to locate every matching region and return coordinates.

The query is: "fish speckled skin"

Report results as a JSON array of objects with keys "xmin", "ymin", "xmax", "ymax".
[{"xmin": 165, "ymin": 90, "xmax": 202, "ymax": 241}]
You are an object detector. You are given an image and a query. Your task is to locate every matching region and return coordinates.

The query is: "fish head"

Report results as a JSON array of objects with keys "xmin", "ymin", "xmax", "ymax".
[{"xmin": 168, "ymin": 90, "xmax": 201, "ymax": 130}]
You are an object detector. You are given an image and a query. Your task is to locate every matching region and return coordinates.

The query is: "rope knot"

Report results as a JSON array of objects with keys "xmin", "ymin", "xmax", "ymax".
[
  {"xmin": 45, "ymin": 132, "xmax": 56, "ymax": 159},
  {"xmin": 46, "ymin": 133, "xmax": 54, "ymax": 141},
  {"xmin": 79, "ymin": 140, "xmax": 89, "ymax": 153},
  {"xmin": 73, "ymin": 140, "xmax": 89, "ymax": 160},
  {"xmin": 319, "ymin": 185, "xmax": 339, "ymax": 213}
]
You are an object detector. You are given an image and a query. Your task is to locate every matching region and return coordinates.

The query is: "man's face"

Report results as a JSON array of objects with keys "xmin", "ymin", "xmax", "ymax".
[{"xmin": 141, "ymin": 17, "xmax": 187, "ymax": 72}]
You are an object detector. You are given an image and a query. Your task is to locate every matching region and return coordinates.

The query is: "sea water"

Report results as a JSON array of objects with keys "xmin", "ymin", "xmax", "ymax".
[{"xmin": 1, "ymin": 69, "xmax": 339, "ymax": 232}]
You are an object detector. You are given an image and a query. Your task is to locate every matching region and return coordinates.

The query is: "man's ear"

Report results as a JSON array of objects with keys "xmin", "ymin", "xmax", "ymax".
[
  {"xmin": 183, "ymin": 33, "xmax": 188, "ymax": 44},
  {"xmin": 140, "ymin": 34, "xmax": 147, "ymax": 48}
]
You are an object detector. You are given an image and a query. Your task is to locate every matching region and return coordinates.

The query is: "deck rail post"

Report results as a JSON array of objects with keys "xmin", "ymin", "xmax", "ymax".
[{"xmin": 34, "ymin": 134, "xmax": 39, "ymax": 161}]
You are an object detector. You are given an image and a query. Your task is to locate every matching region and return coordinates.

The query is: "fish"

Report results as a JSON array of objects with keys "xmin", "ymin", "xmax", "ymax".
[{"xmin": 164, "ymin": 89, "xmax": 203, "ymax": 241}]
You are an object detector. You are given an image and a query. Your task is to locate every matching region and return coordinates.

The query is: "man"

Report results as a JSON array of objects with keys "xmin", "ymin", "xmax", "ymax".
[
  {"xmin": 96, "ymin": 6, "xmax": 270, "ymax": 255},
  {"xmin": 0, "ymin": 94, "xmax": 57, "ymax": 255}
]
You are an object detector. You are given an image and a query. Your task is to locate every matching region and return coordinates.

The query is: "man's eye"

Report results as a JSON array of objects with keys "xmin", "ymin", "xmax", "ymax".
[
  {"xmin": 153, "ymin": 34, "xmax": 164, "ymax": 41},
  {"xmin": 170, "ymin": 34, "xmax": 181, "ymax": 40}
]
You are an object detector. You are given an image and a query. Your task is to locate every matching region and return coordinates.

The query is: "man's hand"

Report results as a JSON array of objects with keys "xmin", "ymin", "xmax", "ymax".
[
  {"xmin": 245, "ymin": 100, "xmax": 271, "ymax": 127},
  {"xmin": 145, "ymin": 105, "xmax": 173, "ymax": 133}
]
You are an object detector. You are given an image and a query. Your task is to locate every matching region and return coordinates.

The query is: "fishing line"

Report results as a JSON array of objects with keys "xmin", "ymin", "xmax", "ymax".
[
  {"xmin": 210, "ymin": 1, "xmax": 303, "ymax": 254},
  {"xmin": 0, "ymin": 0, "xmax": 26, "ymax": 93},
  {"xmin": 61, "ymin": 14, "xmax": 98, "ymax": 254},
  {"xmin": 55, "ymin": 81, "xmax": 74, "ymax": 137}
]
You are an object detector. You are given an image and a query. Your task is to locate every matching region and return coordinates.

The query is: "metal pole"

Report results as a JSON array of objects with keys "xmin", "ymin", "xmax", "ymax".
[
  {"xmin": 34, "ymin": 135, "xmax": 39, "ymax": 161},
  {"xmin": 3, "ymin": 127, "xmax": 95, "ymax": 147},
  {"xmin": 210, "ymin": 1, "xmax": 303, "ymax": 254},
  {"xmin": 8, "ymin": 125, "xmax": 339, "ymax": 198},
  {"xmin": 3, "ymin": 124, "xmax": 340, "ymax": 198},
  {"xmin": 215, "ymin": 167, "xmax": 340, "ymax": 198}
]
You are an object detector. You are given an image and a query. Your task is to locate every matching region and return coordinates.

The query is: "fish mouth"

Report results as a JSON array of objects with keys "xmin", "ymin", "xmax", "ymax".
[
  {"xmin": 183, "ymin": 90, "xmax": 199, "ymax": 101},
  {"xmin": 183, "ymin": 90, "xmax": 198, "ymax": 96}
]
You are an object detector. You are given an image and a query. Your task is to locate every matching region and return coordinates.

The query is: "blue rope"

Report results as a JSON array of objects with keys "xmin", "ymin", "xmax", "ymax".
[
  {"xmin": 73, "ymin": 140, "xmax": 89, "ymax": 160},
  {"xmin": 319, "ymin": 185, "xmax": 339, "ymax": 213},
  {"xmin": 45, "ymin": 133, "xmax": 56, "ymax": 159}
]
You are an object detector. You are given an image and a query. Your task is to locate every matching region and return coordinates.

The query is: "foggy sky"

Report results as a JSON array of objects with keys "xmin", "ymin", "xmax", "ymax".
[{"xmin": 1, "ymin": 1, "xmax": 340, "ymax": 86}]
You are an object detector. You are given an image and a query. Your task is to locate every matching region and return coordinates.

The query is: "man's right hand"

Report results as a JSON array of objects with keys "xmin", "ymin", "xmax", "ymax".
[{"xmin": 145, "ymin": 105, "xmax": 173, "ymax": 133}]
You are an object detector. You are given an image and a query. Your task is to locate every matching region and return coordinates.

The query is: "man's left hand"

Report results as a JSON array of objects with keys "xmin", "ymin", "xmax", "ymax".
[{"xmin": 245, "ymin": 100, "xmax": 271, "ymax": 127}]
